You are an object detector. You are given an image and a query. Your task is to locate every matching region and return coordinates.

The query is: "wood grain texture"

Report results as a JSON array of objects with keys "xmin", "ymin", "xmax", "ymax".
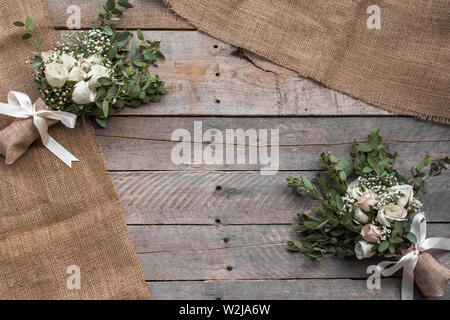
[
  {"xmin": 148, "ymin": 279, "xmax": 450, "ymax": 300},
  {"xmin": 97, "ymin": 117, "xmax": 449, "ymax": 171},
  {"xmin": 114, "ymin": 171, "xmax": 450, "ymax": 224},
  {"xmin": 129, "ymin": 224, "xmax": 449, "ymax": 253},
  {"xmin": 137, "ymin": 242, "xmax": 449, "ymax": 281},
  {"xmin": 49, "ymin": 2, "xmax": 450, "ymax": 299},
  {"xmin": 56, "ymin": 30, "xmax": 390, "ymax": 116},
  {"xmin": 48, "ymin": 0, "xmax": 192, "ymax": 29}
]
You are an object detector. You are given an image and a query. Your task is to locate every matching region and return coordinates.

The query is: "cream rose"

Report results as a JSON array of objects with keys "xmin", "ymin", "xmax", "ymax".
[
  {"xmin": 60, "ymin": 54, "xmax": 77, "ymax": 70},
  {"xmin": 354, "ymin": 207, "xmax": 370, "ymax": 224},
  {"xmin": 376, "ymin": 204, "xmax": 407, "ymax": 227},
  {"xmin": 358, "ymin": 190, "xmax": 377, "ymax": 212},
  {"xmin": 41, "ymin": 50, "xmax": 57, "ymax": 63},
  {"xmin": 361, "ymin": 224, "xmax": 382, "ymax": 243},
  {"xmin": 67, "ymin": 66, "xmax": 87, "ymax": 83},
  {"xmin": 45, "ymin": 63, "xmax": 68, "ymax": 88},
  {"xmin": 88, "ymin": 65, "xmax": 110, "ymax": 88},
  {"xmin": 355, "ymin": 241, "xmax": 376, "ymax": 260},
  {"xmin": 85, "ymin": 54, "xmax": 103, "ymax": 65},
  {"xmin": 388, "ymin": 184, "xmax": 413, "ymax": 208},
  {"xmin": 72, "ymin": 81, "xmax": 96, "ymax": 105},
  {"xmin": 347, "ymin": 179, "xmax": 362, "ymax": 199}
]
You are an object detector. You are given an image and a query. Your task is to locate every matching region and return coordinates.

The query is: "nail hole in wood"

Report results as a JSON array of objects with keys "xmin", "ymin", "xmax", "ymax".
[
  {"xmin": 213, "ymin": 44, "xmax": 219, "ymax": 48},
  {"xmin": 226, "ymin": 266, "xmax": 233, "ymax": 271},
  {"xmin": 215, "ymin": 185, "xmax": 222, "ymax": 191},
  {"xmin": 215, "ymin": 219, "xmax": 221, "ymax": 224},
  {"xmin": 215, "ymin": 72, "xmax": 220, "ymax": 77},
  {"xmin": 215, "ymin": 99, "xmax": 221, "ymax": 104},
  {"xmin": 223, "ymin": 237, "xmax": 230, "ymax": 243}
]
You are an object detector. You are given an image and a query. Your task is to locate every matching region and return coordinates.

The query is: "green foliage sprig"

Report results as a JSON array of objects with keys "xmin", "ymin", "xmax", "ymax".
[{"xmin": 409, "ymin": 155, "xmax": 449, "ymax": 194}]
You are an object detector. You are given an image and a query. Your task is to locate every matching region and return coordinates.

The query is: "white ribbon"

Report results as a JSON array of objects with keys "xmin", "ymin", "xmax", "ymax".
[
  {"xmin": 0, "ymin": 91, "xmax": 79, "ymax": 167},
  {"xmin": 376, "ymin": 212, "xmax": 450, "ymax": 300}
]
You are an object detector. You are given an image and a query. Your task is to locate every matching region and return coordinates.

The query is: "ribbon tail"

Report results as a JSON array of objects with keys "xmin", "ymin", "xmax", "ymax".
[
  {"xmin": 421, "ymin": 237, "xmax": 450, "ymax": 251},
  {"xmin": 43, "ymin": 136, "xmax": 79, "ymax": 168},
  {"xmin": 401, "ymin": 255, "xmax": 418, "ymax": 300}
]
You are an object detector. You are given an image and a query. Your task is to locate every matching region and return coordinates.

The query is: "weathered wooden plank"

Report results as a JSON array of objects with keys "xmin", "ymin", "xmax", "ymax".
[
  {"xmin": 138, "ymin": 242, "xmax": 449, "ymax": 281},
  {"xmin": 101, "ymin": 139, "xmax": 448, "ymax": 171},
  {"xmin": 148, "ymin": 279, "xmax": 449, "ymax": 300},
  {"xmin": 116, "ymin": 171, "xmax": 450, "ymax": 224},
  {"xmin": 48, "ymin": 0, "xmax": 192, "ymax": 29},
  {"xmin": 55, "ymin": 30, "xmax": 390, "ymax": 116},
  {"xmin": 97, "ymin": 117, "xmax": 449, "ymax": 171},
  {"xmin": 129, "ymin": 225, "xmax": 449, "ymax": 253},
  {"xmin": 98, "ymin": 116, "xmax": 449, "ymax": 144}
]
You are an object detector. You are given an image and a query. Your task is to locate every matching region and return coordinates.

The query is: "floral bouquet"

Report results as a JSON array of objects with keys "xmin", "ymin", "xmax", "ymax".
[
  {"xmin": 287, "ymin": 129, "xmax": 449, "ymax": 299},
  {"xmin": 0, "ymin": 0, "xmax": 166, "ymax": 167}
]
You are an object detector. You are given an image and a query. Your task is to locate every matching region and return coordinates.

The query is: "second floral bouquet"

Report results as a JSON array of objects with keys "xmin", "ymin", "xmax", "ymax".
[{"xmin": 286, "ymin": 129, "xmax": 449, "ymax": 299}]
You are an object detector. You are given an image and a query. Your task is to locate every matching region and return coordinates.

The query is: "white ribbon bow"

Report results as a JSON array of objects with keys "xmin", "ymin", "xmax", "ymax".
[
  {"xmin": 376, "ymin": 212, "xmax": 450, "ymax": 300},
  {"xmin": 0, "ymin": 91, "xmax": 79, "ymax": 167}
]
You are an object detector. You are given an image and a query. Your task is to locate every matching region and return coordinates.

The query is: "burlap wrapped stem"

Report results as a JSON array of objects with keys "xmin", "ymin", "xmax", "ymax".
[
  {"xmin": 0, "ymin": 98, "xmax": 57, "ymax": 164},
  {"xmin": 414, "ymin": 251, "xmax": 450, "ymax": 297}
]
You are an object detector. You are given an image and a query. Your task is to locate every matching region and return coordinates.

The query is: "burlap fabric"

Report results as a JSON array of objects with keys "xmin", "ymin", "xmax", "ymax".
[
  {"xmin": 414, "ymin": 252, "xmax": 450, "ymax": 297},
  {"xmin": 0, "ymin": 98, "xmax": 57, "ymax": 164},
  {"xmin": 164, "ymin": 0, "xmax": 450, "ymax": 123},
  {"xmin": 0, "ymin": 0, "xmax": 150, "ymax": 299}
]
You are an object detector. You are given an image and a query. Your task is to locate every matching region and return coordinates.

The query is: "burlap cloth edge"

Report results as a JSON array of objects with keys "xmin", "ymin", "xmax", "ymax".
[{"xmin": 163, "ymin": 0, "xmax": 450, "ymax": 124}]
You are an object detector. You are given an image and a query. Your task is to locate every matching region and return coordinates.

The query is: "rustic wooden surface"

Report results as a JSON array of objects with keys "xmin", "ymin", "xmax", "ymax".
[{"xmin": 49, "ymin": 0, "xmax": 449, "ymax": 300}]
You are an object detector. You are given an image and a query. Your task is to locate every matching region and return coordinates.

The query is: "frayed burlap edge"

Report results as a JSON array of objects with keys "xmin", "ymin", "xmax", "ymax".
[{"xmin": 0, "ymin": 0, "xmax": 151, "ymax": 299}]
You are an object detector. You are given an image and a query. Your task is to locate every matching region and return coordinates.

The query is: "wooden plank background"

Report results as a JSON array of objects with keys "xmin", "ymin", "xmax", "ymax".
[{"xmin": 48, "ymin": 0, "xmax": 449, "ymax": 300}]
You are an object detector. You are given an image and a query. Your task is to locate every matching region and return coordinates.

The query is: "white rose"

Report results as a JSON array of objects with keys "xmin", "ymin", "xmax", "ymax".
[
  {"xmin": 85, "ymin": 54, "xmax": 103, "ymax": 65},
  {"xmin": 347, "ymin": 179, "xmax": 362, "ymax": 199},
  {"xmin": 376, "ymin": 204, "xmax": 408, "ymax": 227},
  {"xmin": 355, "ymin": 240, "xmax": 376, "ymax": 260},
  {"xmin": 60, "ymin": 53, "xmax": 77, "ymax": 70},
  {"xmin": 72, "ymin": 81, "xmax": 96, "ymax": 105},
  {"xmin": 41, "ymin": 50, "xmax": 57, "ymax": 63},
  {"xmin": 388, "ymin": 184, "xmax": 414, "ymax": 208},
  {"xmin": 67, "ymin": 66, "xmax": 87, "ymax": 82},
  {"xmin": 45, "ymin": 63, "xmax": 68, "ymax": 88},
  {"xmin": 88, "ymin": 65, "xmax": 110, "ymax": 88},
  {"xmin": 354, "ymin": 207, "xmax": 370, "ymax": 224}
]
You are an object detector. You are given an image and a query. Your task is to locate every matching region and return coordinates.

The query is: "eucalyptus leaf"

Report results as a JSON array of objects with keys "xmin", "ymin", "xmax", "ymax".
[
  {"xmin": 406, "ymin": 232, "xmax": 417, "ymax": 243},
  {"xmin": 25, "ymin": 16, "xmax": 34, "ymax": 31},
  {"xmin": 378, "ymin": 241, "xmax": 390, "ymax": 252},
  {"xmin": 303, "ymin": 221, "xmax": 319, "ymax": 230},
  {"xmin": 98, "ymin": 77, "xmax": 113, "ymax": 86},
  {"xmin": 137, "ymin": 29, "xmax": 144, "ymax": 41},
  {"xmin": 302, "ymin": 178, "xmax": 313, "ymax": 191},
  {"xmin": 117, "ymin": 0, "xmax": 133, "ymax": 8},
  {"xmin": 358, "ymin": 145, "xmax": 373, "ymax": 153},
  {"xmin": 102, "ymin": 100, "xmax": 109, "ymax": 117},
  {"xmin": 106, "ymin": 0, "xmax": 116, "ymax": 11}
]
